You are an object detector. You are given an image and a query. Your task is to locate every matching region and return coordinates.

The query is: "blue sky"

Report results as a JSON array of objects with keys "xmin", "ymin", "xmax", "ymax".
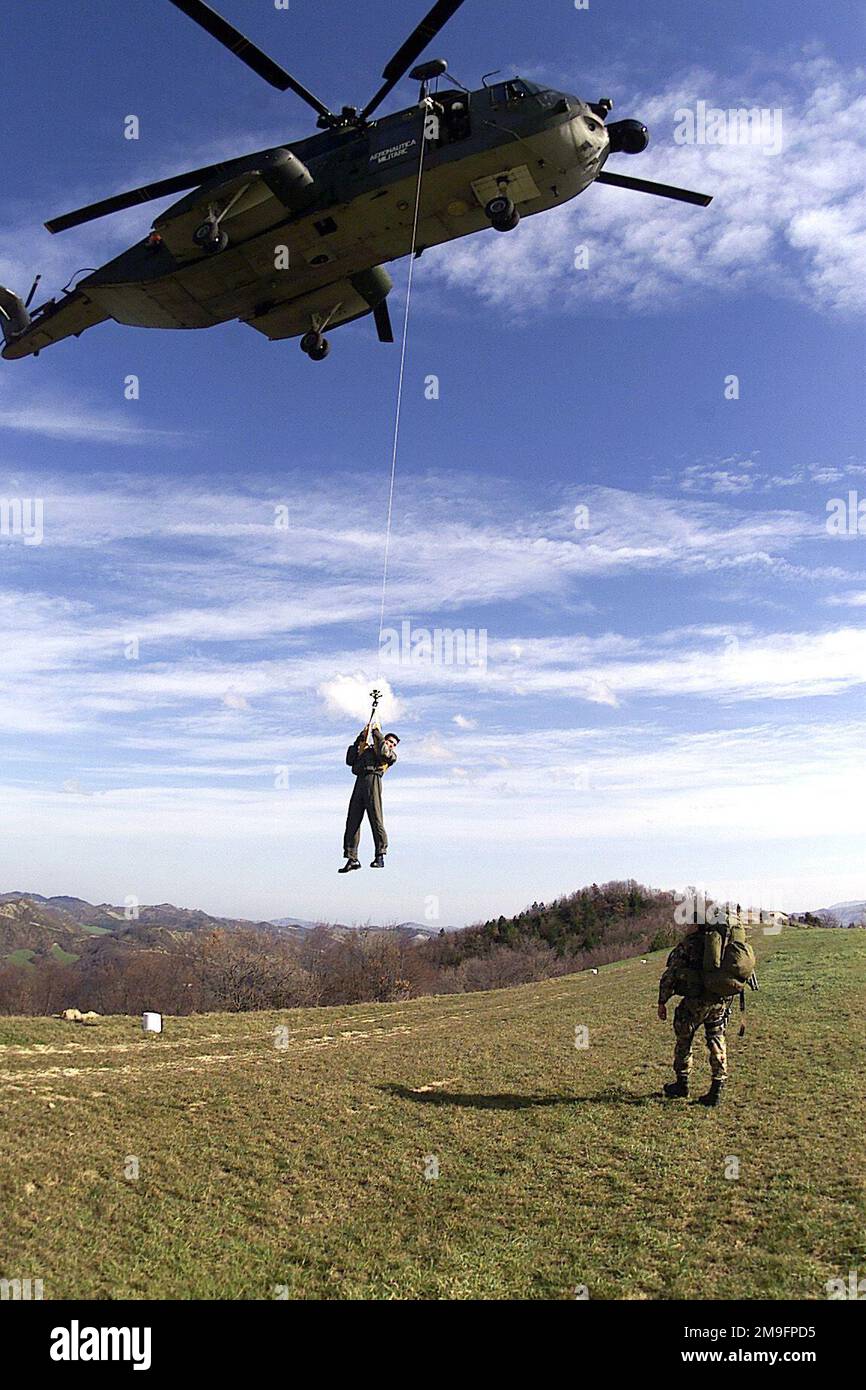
[{"xmin": 1, "ymin": 1, "xmax": 864, "ymax": 926}]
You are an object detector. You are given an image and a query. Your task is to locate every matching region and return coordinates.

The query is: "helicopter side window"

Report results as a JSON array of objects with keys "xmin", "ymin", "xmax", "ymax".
[{"xmin": 433, "ymin": 91, "xmax": 471, "ymax": 145}]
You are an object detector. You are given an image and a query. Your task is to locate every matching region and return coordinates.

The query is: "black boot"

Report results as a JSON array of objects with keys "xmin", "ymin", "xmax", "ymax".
[
  {"xmin": 698, "ymin": 1079, "xmax": 724, "ymax": 1108},
  {"xmin": 663, "ymin": 1076, "xmax": 689, "ymax": 1099},
  {"xmin": 338, "ymin": 859, "xmax": 361, "ymax": 874},
  {"xmin": 370, "ymin": 855, "xmax": 385, "ymax": 868}
]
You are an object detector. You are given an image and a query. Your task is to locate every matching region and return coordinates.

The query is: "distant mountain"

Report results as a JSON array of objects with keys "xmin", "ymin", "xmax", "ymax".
[
  {"xmin": 269, "ymin": 917, "xmax": 442, "ymax": 940},
  {"xmin": 351, "ymin": 922, "xmax": 442, "ymax": 942},
  {"xmin": 817, "ymin": 901, "xmax": 866, "ymax": 927},
  {"xmin": 0, "ymin": 897, "xmax": 85, "ymax": 960},
  {"xmin": 0, "ymin": 892, "xmax": 286, "ymax": 965},
  {"xmin": 132, "ymin": 903, "xmax": 275, "ymax": 933},
  {"xmin": 270, "ymin": 916, "xmax": 320, "ymax": 932},
  {"xmin": 0, "ymin": 892, "xmax": 444, "ymax": 967},
  {"xmin": 394, "ymin": 922, "xmax": 441, "ymax": 940},
  {"xmin": 0, "ymin": 893, "xmax": 128, "ymax": 933}
]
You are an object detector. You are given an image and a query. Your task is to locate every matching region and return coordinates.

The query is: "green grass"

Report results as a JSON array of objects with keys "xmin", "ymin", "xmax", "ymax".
[
  {"xmin": 48, "ymin": 944, "xmax": 79, "ymax": 963},
  {"xmin": 0, "ymin": 928, "xmax": 863, "ymax": 1300},
  {"xmin": 5, "ymin": 949, "xmax": 35, "ymax": 968}
]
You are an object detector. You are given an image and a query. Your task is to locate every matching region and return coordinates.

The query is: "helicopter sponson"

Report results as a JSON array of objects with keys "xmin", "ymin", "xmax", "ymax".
[{"xmin": 0, "ymin": 1, "xmax": 710, "ymax": 364}]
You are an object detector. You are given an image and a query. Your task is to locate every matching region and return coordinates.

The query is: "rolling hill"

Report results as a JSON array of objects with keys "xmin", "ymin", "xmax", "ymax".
[
  {"xmin": 0, "ymin": 893, "xmax": 442, "ymax": 968},
  {"xmin": 818, "ymin": 900, "xmax": 866, "ymax": 927},
  {"xmin": 0, "ymin": 897, "xmax": 88, "ymax": 959},
  {"xmin": 0, "ymin": 893, "xmax": 296, "ymax": 966}
]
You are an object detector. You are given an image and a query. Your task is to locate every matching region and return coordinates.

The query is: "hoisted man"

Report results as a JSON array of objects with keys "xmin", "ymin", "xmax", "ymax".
[{"xmin": 339, "ymin": 700, "xmax": 400, "ymax": 873}]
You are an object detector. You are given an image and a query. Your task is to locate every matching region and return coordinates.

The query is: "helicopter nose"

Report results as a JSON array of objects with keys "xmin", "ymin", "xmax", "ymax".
[{"xmin": 606, "ymin": 119, "xmax": 650, "ymax": 154}]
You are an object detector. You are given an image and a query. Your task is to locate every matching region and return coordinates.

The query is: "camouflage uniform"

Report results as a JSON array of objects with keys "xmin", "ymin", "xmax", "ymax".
[{"xmin": 658, "ymin": 933, "xmax": 734, "ymax": 1082}]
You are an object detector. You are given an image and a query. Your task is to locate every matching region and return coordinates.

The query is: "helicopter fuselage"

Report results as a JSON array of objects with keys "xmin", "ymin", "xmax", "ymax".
[{"xmin": 2, "ymin": 81, "xmax": 609, "ymax": 359}]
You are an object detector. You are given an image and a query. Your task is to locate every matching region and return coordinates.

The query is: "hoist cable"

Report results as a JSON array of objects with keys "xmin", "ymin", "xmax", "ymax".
[{"xmin": 375, "ymin": 115, "xmax": 430, "ymax": 680}]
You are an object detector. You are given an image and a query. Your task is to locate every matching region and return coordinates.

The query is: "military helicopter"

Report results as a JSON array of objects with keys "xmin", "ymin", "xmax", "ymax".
[{"xmin": 0, "ymin": 0, "xmax": 712, "ymax": 364}]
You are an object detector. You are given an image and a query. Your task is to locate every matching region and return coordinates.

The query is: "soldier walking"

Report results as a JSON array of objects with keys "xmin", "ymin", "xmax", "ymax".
[{"xmin": 657, "ymin": 923, "xmax": 735, "ymax": 1108}]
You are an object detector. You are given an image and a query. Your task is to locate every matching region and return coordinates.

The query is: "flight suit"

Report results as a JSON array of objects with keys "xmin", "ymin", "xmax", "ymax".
[{"xmin": 343, "ymin": 728, "xmax": 397, "ymax": 860}]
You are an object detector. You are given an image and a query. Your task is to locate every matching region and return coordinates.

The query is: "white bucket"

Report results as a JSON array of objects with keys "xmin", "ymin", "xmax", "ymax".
[{"xmin": 142, "ymin": 1011, "xmax": 163, "ymax": 1034}]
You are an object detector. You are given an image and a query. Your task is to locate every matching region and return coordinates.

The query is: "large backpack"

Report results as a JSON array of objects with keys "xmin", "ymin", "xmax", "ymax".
[{"xmin": 702, "ymin": 922, "xmax": 757, "ymax": 997}]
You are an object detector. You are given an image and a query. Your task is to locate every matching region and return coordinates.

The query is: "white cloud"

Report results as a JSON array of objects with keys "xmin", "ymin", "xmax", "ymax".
[
  {"xmin": 318, "ymin": 674, "xmax": 402, "ymax": 725},
  {"xmin": 827, "ymin": 590, "xmax": 866, "ymax": 607},
  {"xmin": 0, "ymin": 380, "xmax": 193, "ymax": 447},
  {"xmin": 418, "ymin": 733, "xmax": 452, "ymax": 761},
  {"xmin": 483, "ymin": 626, "xmax": 866, "ymax": 704},
  {"xmin": 2, "ymin": 715, "xmax": 864, "ymax": 856},
  {"xmin": 0, "ymin": 469, "xmax": 861, "ymax": 755}
]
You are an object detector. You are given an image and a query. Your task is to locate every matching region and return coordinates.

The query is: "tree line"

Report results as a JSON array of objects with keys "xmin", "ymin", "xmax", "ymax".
[{"xmin": 0, "ymin": 881, "xmax": 682, "ymax": 1016}]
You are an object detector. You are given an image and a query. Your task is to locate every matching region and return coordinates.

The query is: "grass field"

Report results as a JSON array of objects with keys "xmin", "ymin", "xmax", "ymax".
[
  {"xmin": 0, "ymin": 927, "xmax": 863, "ymax": 1300},
  {"xmin": 5, "ymin": 949, "xmax": 34, "ymax": 968}
]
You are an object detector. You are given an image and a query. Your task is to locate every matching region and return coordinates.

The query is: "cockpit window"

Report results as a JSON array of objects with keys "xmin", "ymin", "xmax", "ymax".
[
  {"xmin": 489, "ymin": 79, "xmax": 533, "ymax": 105},
  {"xmin": 489, "ymin": 78, "xmax": 558, "ymax": 108}
]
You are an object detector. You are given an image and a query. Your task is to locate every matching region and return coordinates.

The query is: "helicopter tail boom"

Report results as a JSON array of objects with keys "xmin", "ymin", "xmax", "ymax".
[
  {"xmin": 0, "ymin": 285, "xmax": 109, "ymax": 360},
  {"xmin": 0, "ymin": 287, "xmax": 31, "ymax": 346}
]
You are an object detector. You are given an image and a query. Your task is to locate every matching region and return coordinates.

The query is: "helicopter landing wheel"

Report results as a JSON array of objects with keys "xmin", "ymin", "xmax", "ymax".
[
  {"xmin": 193, "ymin": 219, "xmax": 229, "ymax": 254},
  {"xmin": 486, "ymin": 195, "xmax": 520, "ymax": 232},
  {"xmin": 301, "ymin": 330, "xmax": 330, "ymax": 361},
  {"xmin": 493, "ymin": 209, "xmax": 520, "ymax": 232}
]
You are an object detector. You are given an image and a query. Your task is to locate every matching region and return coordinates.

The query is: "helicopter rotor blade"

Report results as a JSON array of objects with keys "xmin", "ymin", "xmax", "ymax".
[
  {"xmin": 44, "ymin": 164, "xmax": 229, "ymax": 234},
  {"xmin": 360, "ymin": 0, "xmax": 468, "ymax": 122},
  {"xmin": 595, "ymin": 171, "xmax": 713, "ymax": 207},
  {"xmin": 166, "ymin": 0, "xmax": 334, "ymax": 120}
]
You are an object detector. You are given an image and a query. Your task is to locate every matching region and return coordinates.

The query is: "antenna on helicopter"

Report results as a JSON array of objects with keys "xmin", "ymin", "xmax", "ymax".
[
  {"xmin": 410, "ymin": 58, "xmax": 448, "ymax": 102},
  {"xmin": 24, "ymin": 275, "xmax": 42, "ymax": 310}
]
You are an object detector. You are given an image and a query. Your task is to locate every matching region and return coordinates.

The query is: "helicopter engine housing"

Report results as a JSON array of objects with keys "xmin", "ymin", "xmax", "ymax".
[{"xmin": 261, "ymin": 148, "xmax": 317, "ymax": 213}]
